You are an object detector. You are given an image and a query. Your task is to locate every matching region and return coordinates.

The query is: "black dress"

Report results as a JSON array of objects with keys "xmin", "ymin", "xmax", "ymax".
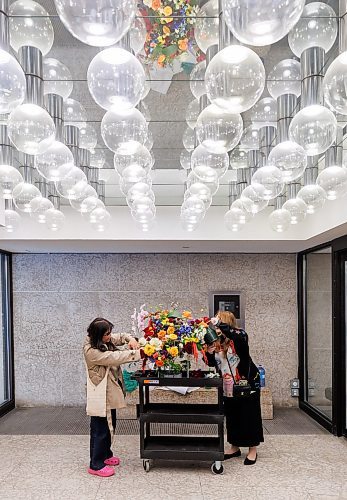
[{"xmin": 207, "ymin": 326, "xmax": 264, "ymax": 448}]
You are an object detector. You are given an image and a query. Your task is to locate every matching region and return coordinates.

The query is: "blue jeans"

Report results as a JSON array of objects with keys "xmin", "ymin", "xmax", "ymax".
[{"xmin": 90, "ymin": 409, "xmax": 117, "ymax": 470}]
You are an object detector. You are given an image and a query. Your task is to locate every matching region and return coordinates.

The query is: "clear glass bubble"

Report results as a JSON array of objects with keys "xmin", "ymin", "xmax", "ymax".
[
  {"xmin": 180, "ymin": 150, "xmax": 192, "ymax": 170},
  {"xmin": 289, "ymin": 105, "xmax": 337, "ymax": 156},
  {"xmin": 12, "ymin": 181, "xmax": 42, "ymax": 212},
  {"xmin": 240, "ymin": 124, "xmax": 259, "ymax": 150},
  {"xmin": 196, "ymin": 104, "xmax": 243, "ymax": 154},
  {"xmin": 4, "ymin": 208, "xmax": 21, "ymax": 232},
  {"xmin": 267, "ymin": 59, "xmax": 301, "ymax": 99},
  {"xmin": 114, "ymin": 143, "xmax": 152, "ymax": 177},
  {"xmin": 35, "ymin": 141, "xmax": 74, "ymax": 181},
  {"xmin": 251, "ymin": 165, "xmax": 284, "ymax": 200},
  {"xmin": 181, "ymin": 210, "xmax": 204, "ymax": 226},
  {"xmin": 9, "ymin": 0, "xmax": 54, "ymax": 55},
  {"xmin": 127, "ymin": 185, "xmax": 154, "ymax": 208},
  {"xmin": 184, "ymin": 188, "xmax": 212, "ymax": 209},
  {"xmin": 131, "ymin": 204, "xmax": 155, "ymax": 223},
  {"xmin": 53, "ymin": 0, "xmax": 136, "ymax": 47},
  {"xmin": 187, "ymin": 170, "xmax": 219, "ymax": 196},
  {"xmin": 195, "ymin": 0, "xmax": 219, "ymax": 53},
  {"xmin": 55, "ymin": 166, "xmax": 88, "ymax": 200},
  {"xmin": 70, "ymin": 185, "xmax": 98, "ymax": 212},
  {"xmin": 224, "ymin": 206, "xmax": 247, "ymax": 232},
  {"xmin": 191, "ymin": 144, "xmax": 229, "ymax": 180},
  {"xmin": 120, "ymin": 175, "xmax": 152, "ymax": 195},
  {"xmin": 186, "ymin": 99, "xmax": 200, "ymax": 129},
  {"xmin": 130, "ymin": 196, "xmax": 155, "ymax": 213},
  {"xmin": 43, "ymin": 58, "xmax": 73, "ymax": 99},
  {"xmin": 121, "ymin": 164, "xmax": 148, "ymax": 183},
  {"xmin": 229, "ymin": 148, "xmax": 248, "ymax": 169},
  {"xmin": 269, "ymin": 208, "xmax": 291, "ymax": 233},
  {"xmin": 0, "ymin": 165, "xmax": 23, "ymax": 199},
  {"xmin": 223, "ymin": 0, "xmax": 305, "ymax": 46},
  {"xmin": 252, "ymin": 97, "xmax": 277, "ymax": 129},
  {"xmin": 0, "ymin": 48, "xmax": 26, "ymax": 114},
  {"xmin": 101, "ymin": 108, "xmax": 147, "ymax": 153},
  {"xmin": 87, "ymin": 48, "xmax": 145, "ymax": 111},
  {"xmin": 30, "ymin": 197, "xmax": 54, "ymax": 223},
  {"xmin": 241, "ymin": 185, "xmax": 269, "ymax": 213},
  {"xmin": 145, "ymin": 128, "xmax": 153, "ymax": 151},
  {"xmin": 268, "ymin": 141, "xmax": 307, "ymax": 183},
  {"xmin": 182, "ymin": 126, "xmax": 195, "ymax": 151},
  {"xmin": 130, "ymin": 14, "xmax": 146, "ymax": 54},
  {"xmin": 282, "ymin": 198, "xmax": 307, "ymax": 224},
  {"xmin": 297, "ymin": 184, "xmax": 326, "ymax": 213},
  {"xmin": 323, "ymin": 51, "xmax": 347, "ymax": 115},
  {"xmin": 46, "ymin": 207, "xmax": 65, "ymax": 231},
  {"xmin": 231, "ymin": 199, "xmax": 253, "ymax": 223},
  {"xmin": 316, "ymin": 166, "xmax": 347, "ymax": 200},
  {"xmin": 8, "ymin": 103, "xmax": 55, "ymax": 155},
  {"xmin": 205, "ymin": 45, "xmax": 265, "ymax": 113},
  {"xmin": 181, "ymin": 195, "xmax": 206, "ymax": 217},
  {"xmin": 92, "ymin": 210, "xmax": 112, "ymax": 232},
  {"xmin": 288, "ymin": 2, "xmax": 338, "ymax": 58},
  {"xmin": 79, "ymin": 124, "xmax": 97, "ymax": 151},
  {"xmin": 63, "ymin": 98, "xmax": 87, "ymax": 130},
  {"xmin": 190, "ymin": 61, "xmax": 206, "ymax": 100},
  {"xmin": 90, "ymin": 149, "xmax": 106, "ymax": 169}
]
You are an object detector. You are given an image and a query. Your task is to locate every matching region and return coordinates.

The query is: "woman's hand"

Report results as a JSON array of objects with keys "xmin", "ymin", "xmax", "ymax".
[{"xmin": 128, "ymin": 338, "xmax": 140, "ymax": 350}]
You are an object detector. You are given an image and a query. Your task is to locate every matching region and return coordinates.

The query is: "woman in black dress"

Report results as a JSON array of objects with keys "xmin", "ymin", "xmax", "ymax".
[{"xmin": 206, "ymin": 311, "xmax": 264, "ymax": 465}]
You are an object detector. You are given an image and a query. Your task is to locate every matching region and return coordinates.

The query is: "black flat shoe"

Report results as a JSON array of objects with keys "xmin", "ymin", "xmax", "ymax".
[
  {"xmin": 244, "ymin": 454, "xmax": 257, "ymax": 465},
  {"xmin": 224, "ymin": 449, "xmax": 241, "ymax": 460}
]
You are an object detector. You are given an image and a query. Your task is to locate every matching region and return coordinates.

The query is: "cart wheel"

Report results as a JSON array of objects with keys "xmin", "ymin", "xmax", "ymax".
[
  {"xmin": 211, "ymin": 462, "xmax": 224, "ymax": 475},
  {"xmin": 143, "ymin": 460, "xmax": 151, "ymax": 472}
]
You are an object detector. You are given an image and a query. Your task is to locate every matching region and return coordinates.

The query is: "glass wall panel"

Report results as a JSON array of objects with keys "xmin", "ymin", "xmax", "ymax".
[
  {"xmin": 305, "ymin": 247, "xmax": 332, "ymax": 419},
  {"xmin": 0, "ymin": 254, "xmax": 13, "ymax": 410}
]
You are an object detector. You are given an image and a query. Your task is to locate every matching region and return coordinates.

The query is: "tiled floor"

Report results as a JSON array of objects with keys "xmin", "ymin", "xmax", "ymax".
[
  {"xmin": 0, "ymin": 408, "xmax": 346, "ymax": 500},
  {"xmin": 0, "ymin": 434, "xmax": 346, "ymax": 500}
]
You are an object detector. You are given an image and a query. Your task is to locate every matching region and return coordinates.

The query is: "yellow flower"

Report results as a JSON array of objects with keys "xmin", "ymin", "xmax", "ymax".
[
  {"xmin": 144, "ymin": 344, "xmax": 156, "ymax": 356},
  {"xmin": 163, "ymin": 26, "xmax": 170, "ymax": 35},
  {"xmin": 168, "ymin": 333, "xmax": 178, "ymax": 340},
  {"xmin": 163, "ymin": 5, "xmax": 172, "ymax": 16},
  {"xmin": 178, "ymin": 38, "xmax": 188, "ymax": 51},
  {"xmin": 167, "ymin": 346, "xmax": 178, "ymax": 357},
  {"xmin": 167, "ymin": 326, "xmax": 175, "ymax": 335}
]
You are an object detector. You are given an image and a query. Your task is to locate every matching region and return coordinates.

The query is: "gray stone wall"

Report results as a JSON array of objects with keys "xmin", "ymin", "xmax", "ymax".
[{"xmin": 12, "ymin": 253, "xmax": 298, "ymax": 407}]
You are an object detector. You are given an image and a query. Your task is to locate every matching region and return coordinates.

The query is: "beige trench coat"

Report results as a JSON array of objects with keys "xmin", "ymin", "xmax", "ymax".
[{"xmin": 83, "ymin": 333, "xmax": 141, "ymax": 415}]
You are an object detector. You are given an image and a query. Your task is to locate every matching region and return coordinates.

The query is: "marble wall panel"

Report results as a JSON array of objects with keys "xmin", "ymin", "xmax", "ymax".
[{"xmin": 12, "ymin": 253, "xmax": 298, "ymax": 407}]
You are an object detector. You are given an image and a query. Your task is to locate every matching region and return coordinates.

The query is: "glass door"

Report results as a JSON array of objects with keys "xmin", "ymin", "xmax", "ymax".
[{"xmin": 0, "ymin": 253, "xmax": 14, "ymax": 416}]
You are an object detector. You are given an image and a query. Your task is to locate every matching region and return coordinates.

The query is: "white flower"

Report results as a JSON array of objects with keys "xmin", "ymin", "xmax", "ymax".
[
  {"xmin": 179, "ymin": 343, "xmax": 183, "ymax": 349},
  {"xmin": 149, "ymin": 337, "xmax": 162, "ymax": 350},
  {"xmin": 143, "ymin": 0, "xmax": 152, "ymax": 6},
  {"xmin": 138, "ymin": 337, "xmax": 147, "ymax": 347}
]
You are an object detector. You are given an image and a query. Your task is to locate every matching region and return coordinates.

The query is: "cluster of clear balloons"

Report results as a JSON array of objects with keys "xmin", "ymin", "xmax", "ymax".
[{"xmin": 187, "ymin": 0, "xmax": 347, "ymax": 234}]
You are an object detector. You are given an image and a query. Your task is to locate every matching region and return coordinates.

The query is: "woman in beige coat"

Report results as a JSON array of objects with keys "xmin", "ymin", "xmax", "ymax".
[{"xmin": 84, "ymin": 317, "xmax": 141, "ymax": 477}]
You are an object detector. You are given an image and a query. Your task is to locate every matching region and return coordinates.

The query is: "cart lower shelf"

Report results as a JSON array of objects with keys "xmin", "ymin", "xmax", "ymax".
[{"xmin": 142, "ymin": 435, "xmax": 224, "ymax": 461}]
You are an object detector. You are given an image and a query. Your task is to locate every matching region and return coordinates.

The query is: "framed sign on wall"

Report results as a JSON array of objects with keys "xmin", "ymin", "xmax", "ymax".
[{"xmin": 208, "ymin": 291, "xmax": 245, "ymax": 329}]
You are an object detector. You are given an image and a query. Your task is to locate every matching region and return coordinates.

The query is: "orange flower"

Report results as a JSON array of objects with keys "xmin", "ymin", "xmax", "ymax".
[
  {"xmin": 182, "ymin": 310, "xmax": 192, "ymax": 318},
  {"xmin": 156, "ymin": 359, "xmax": 164, "ymax": 367},
  {"xmin": 178, "ymin": 38, "xmax": 188, "ymax": 51},
  {"xmin": 158, "ymin": 329, "xmax": 166, "ymax": 339},
  {"xmin": 157, "ymin": 54, "xmax": 165, "ymax": 65},
  {"xmin": 152, "ymin": 0, "xmax": 161, "ymax": 10},
  {"xmin": 163, "ymin": 26, "xmax": 170, "ymax": 35}
]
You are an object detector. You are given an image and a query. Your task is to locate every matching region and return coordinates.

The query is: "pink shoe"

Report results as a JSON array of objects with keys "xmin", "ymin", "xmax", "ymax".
[
  {"xmin": 104, "ymin": 456, "xmax": 120, "ymax": 466},
  {"xmin": 88, "ymin": 466, "xmax": 115, "ymax": 477}
]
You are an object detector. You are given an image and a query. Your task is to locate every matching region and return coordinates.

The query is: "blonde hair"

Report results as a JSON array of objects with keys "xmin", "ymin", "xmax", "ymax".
[
  {"xmin": 217, "ymin": 310, "xmax": 237, "ymax": 328},
  {"xmin": 216, "ymin": 311, "xmax": 237, "ymax": 357}
]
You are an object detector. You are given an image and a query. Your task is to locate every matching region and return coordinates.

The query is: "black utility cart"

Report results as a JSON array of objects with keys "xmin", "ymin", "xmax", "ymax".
[{"xmin": 132, "ymin": 370, "xmax": 225, "ymax": 474}]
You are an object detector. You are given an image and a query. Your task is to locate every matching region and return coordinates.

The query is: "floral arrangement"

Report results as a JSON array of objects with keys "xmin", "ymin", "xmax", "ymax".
[
  {"xmin": 140, "ymin": 0, "xmax": 204, "ymax": 68},
  {"xmin": 132, "ymin": 304, "xmax": 210, "ymax": 371}
]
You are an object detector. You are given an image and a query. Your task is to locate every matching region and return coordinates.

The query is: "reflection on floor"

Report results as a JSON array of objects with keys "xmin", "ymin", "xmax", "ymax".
[{"xmin": 0, "ymin": 408, "xmax": 346, "ymax": 500}]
